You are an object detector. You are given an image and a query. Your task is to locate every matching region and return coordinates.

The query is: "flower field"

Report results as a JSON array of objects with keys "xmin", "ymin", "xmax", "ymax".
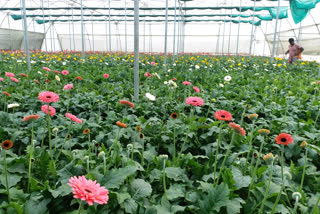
[{"xmin": 0, "ymin": 51, "xmax": 320, "ymax": 213}]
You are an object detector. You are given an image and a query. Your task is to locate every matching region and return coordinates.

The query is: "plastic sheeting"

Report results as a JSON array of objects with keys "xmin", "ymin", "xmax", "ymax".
[{"xmin": 290, "ymin": 0, "xmax": 320, "ymax": 23}]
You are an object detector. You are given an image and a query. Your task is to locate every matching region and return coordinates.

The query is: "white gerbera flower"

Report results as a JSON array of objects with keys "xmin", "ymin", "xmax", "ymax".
[
  {"xmin": 145, "ymin": 93, "xmax": 156, "ymax": 101},
  {"xmin": 17, "ymin": 60, "xmax": 22, "ymax": 63},
  {"xmin": 195, "ymin": 65, "xmax": 200, "ymax": 69},
  {"xmin": 164, "ymin": 81, "xmax": 168, "ymax": 85},
  {"xmin": 219, "ymin": 83, "xmax": 224, "ymax": 87},
  {"xmin": 31, "ymin": 60, "xmax": 36, "ymax": 64},
  {"xmin": 8, "ymin": 103, "xmax": 20, "ymax": 108},
  {"xmin": 173, "ymin": 63, "xmax": 176, "ymax": 66},
  {"xmin": 224, "ymin": 75, "xmax": 232, "ymax": 81},
  {"xmin": 168, "ymin": 80, "xmax": 177, "ymax": 88},
  {"xmin": 55, "ymin": 75, "xmax": 60, "ymax": 82},
  {"xmin": 153, "ymin": 72, "xmax": 160, "ymax": 79}
]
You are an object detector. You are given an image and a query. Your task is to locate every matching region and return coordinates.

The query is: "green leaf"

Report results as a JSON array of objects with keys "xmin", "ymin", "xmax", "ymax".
[
  {"xmin": 121, "ymin": 198, "xmax": 138, "ymax": 214},
  {"xmin": 25, "ymin": 194, "xmax": 51, "ymax": 214},
  {"xmin": 165, "ymin": 167, "xmax": 188, "ymax": 182},
  {"xmin": 7, "ymin": 202, "xmax": 24, "ymax": 214},
  {"xmin": 0, "ymin": 174, "xmax": 22, "ymax": 189},
  {"xmin": 114, "ymin": 192, "xmax": 131, "ymax": 204},
  {"xmin": 49, "ymin": 183, "xmax": 72, "ymax": 198},
  {"xmin": 199, "ymin": 183, "xmax": 230, "ymax": 213},
  {"xmin": 227, "ymin": 198, "xmax": 245, "ymax": 214},
  {"xmin": 232, "ymin": 167, "xmax": 251, "ymax": 189},
  {"xmin": 9, "ymin": 188, "xmax": 27, "ymax": 203},
  {"xmin": 166, "ymin": 184, "xmax": 185, "ymax": 201},
  {"xmin": 131, "ymin": 179, "xmax": 152, "ymax": 199},
  {"xmin": 102, "ymin": 166, "xmax": 138, "ymax": 189}
]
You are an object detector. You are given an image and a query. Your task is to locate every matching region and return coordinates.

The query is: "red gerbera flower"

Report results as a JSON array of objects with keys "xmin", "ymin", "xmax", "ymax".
[
  {"xmin": 38, "ymin": 91, "xmax": 60, "ymax": 103},
  {"xmin": 214, "ymin": 110, "xmax": 232, "ymax": 121},
  {"xmin": 193, "ymin": 86, "xmax": 200, "ymax": 93},
  {"xmin": 45, "ymin": 79, "xmax": 50, "ymax": 83},
  {"xmin": 185, "ymin": 97, "xmax": 204, "ymax": 106},
  {"xmin": 41, "ymin": 105, "xmax": 56, "ymax": 116},
  {"xmin": 182, "ymin": 81, "xmax": 191, "ymax": 85},
  {"xmin": 3, "ymin": 92, "xmax": 11, "ymax": 96},
  {"xmin": 68, "ymin": 175, "xmax": 109, "ymax": 206},
  {"xmin": 5, "ymin": 72, "xmax": 15, "ymax": 77},
  {"xmin": 75, "ymin": 76, "xmax": 82, "ymax": 80},
  {"xmin": 229, "ymin": 122, "xmax": 246, "ymax": 136},
  {"xmin": 103, "ymin": 73, "xmax": 110, "ymax": 79},
  {"xmin": 171, "ymin": 78, "xmax": 177, "ymax": 81},
  {"xmin": 34, "ymin": 79, "xmax": 40, "ymax": 84},
  {"xmin": 275, "ymin": 133, "xmax": 294, "ymax": 146},
  {"xmin": 144, "ymin": 72, "xmax": 152, "ymax": 78},
  {"xmin": 65, "ymin": 113, "xmax": 82, "ymax": 124},
  {"xmin": 19, "ymin": 73, "xmax": 28, "ymax": 77},
  {"xmin": 23, "ymin": 114, "xmax": 40, "ymax": 122},
  {"xmin": 120, "ymin": 100, "xmax": 135, "ymax": 108},
  {"xmin": 53, "ymin": 70, "xmax": 61, "ymax": 74}
]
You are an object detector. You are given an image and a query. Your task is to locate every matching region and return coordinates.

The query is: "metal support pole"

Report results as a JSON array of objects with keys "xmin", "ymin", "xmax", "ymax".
[
  {"xmin": 52, "ymin": 23, "xmax": 56, "ymax": 51},
  {"xmin": 236, "ymin": 1, "xmax": 242, "ymax": 56},
  {"xmin": 143, "ymin": 10, "xmax": 146, "ymax": 53},
  {"xmin": 227, "ymin": 10, "xmax": 232, "ymax": 55},
  {"xmin": 276, "ymin": 19, "xmax": 282, "ymax": 56},
  {"xmin": 80, "ymin": 0, "xmax": 85, "ymax": 59},
  {"xmin": 216, "ymin": 22, "xmax": 222, "ymax": 55},
  {"xmin": 164, "ymin": 0, "xmax": 169, "ymax": 72},
  {"xmin": 21, "ymin": 0, "xmax": 31, "ymax": 71},
  {"xmin": 249, "ymin": 0, "xmax": 256, "ymax": 59},
  {"xmin": 48, "ymin": 0, "xmax": 53, "ymax": 52},
  {"xmin": 252, "ymin": 25, "xmax": 258, "ymax": 56},
  {"xmin": 108, "ymin": 0, "xmax": 111, "ymax": 53},
  {"xmin": 105, "ymin": 18, "xmax": 108, "ymax": 51},
  {"xmin": 68, "ymin": 10, "xmax": 71, "ymax": 51},
  {"xmin": 149, "ymin": 23, "xmax": 152, "ymax": 54},
  {"xmin": 221, "ymin": 14, "xmax": 227, "ymax": 55},
  {"xmin": 72, "ymin": 6, "xmax": 75, "ymax": 50},
  {"xmin": 92, "ymin": 14, "xmax": 95, "ymax": 52},
  {"xmin": 173, "ymin": 0, "xmax": 177, "ymax": 62},
  {"xmin": 271, "ymin": 0, "xmax": 281, "ymax": 63},
  {"xmin": 125, "ymin": 0, "xmax": 127, "ymax": 54},
  {"xmin": 41, "ymin": 0, "xmax": 47, "ymax": 52},
  {"xmin": 7, "ymin": 14, "xmax": 13, "ymax": 51},
  {"xmin": 177, "ymin": 4, "xmax": 181, "ymax": 56},
  {"xmin": 133, "ymin": 0, "xmax": 139, "ymax": 100},
  {"xmin": 297, "ymin": 21, "xmax": 302, "ymax": 44}
]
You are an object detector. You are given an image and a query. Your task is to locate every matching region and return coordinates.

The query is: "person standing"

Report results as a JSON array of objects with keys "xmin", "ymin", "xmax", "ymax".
[{"xmin": 285, "ymin": 38, "xmax": 304, "ymax": 64}]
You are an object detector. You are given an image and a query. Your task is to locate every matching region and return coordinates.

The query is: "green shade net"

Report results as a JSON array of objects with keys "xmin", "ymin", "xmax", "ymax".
[
  {"xmin": 268, "ymin": 7, "xmax": 289, "ymax": 18},
  {"xmin": 12, "ymin": 14, "xmax": 274, "ymax": 21},
  {"xmin": 35, "ymin": 19, "xmax": 262, "ymax": 26},
  {"xmin": 290, "ymin": 0, "xmax": 320, "ymax": 24}
]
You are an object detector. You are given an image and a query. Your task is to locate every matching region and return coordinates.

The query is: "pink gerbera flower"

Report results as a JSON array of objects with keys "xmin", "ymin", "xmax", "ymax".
[
  {"xmin": 171, "ymin": 78, "xmax": 177, "ymax": 81},
  {"xmin": 63, "ymin": 84, "xmax": 73, "ymax": 90},
  {"xmin": 185, "ymin": 97, "xmax": 204, "ymax": 106},
  {"xmin": 10, "ymin": 77, "xmax": 19, "ymax": 83},
  {"xmin": 214, "ymin": 110, "xmax": 232, "ymax": 121},
  {"xmin": 38, "ymin": 91, "xmax": 60, "ymax": 103},
  {"xmin": 193, "ymin": 86, "xmax": 200, "ymax": 93},
  {"xmin": 53, "ymin": 70, "xmax": 61, "ymax": 74},
  {"xmin": 5, "ymin": 72, "xmax": 15, "ymax": 77},
  {"xmin": 61, "ymin": 70, "xmax": 69, "ymax": 75},
  {"xmin": 42, "ymin": 67, "xmax": 51, "ymax": 72},
  {"xmin": 0, "ymin": 78, "xmax": 3, "ymax": 81},
  {"xmin": 103, "ymin": 74, "xmax": 110, "ymax": 79},
  {"xmin": 68, "ymin": 175, "xmax": 109, "ymax": 206},
  {"xmin": 144, "ymin": 72, "xmax": 152, "ymax": 78},
  {"xmin": 41, "ymin": 105, "xmax": 56, "ymax": 116},
  {"xmin": 150, "ymin": 62, "xmax": 156, "ymax": 65},
  {"xmin": 182, "ymin": 81, "xmax": 191, "ymax": 85},
  {"xmin": 65, "ymin": 113, "xmax": 82, "ymax": 124}
]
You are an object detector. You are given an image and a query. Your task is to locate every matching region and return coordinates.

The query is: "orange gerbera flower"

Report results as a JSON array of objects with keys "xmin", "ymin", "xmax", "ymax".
[
  {"xmin": 1, "ymin": 140, "xmax": 13, "ymax": 150},
  {"xmin": 275, "ymin": 133, "xmax": 294, "ymax": 146},
  {"xmin": 116, "ymin": 121, "xmax": 127, "ymax": 128}
]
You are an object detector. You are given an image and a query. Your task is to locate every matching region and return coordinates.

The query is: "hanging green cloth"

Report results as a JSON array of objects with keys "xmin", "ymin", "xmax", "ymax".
[
  {"xmin": 289, "ymin": 0, "xmax": 320, "ymax": 24},
  {"xmin": 268, "ymin": 7, "xmax": 288, "ymax": 19}
]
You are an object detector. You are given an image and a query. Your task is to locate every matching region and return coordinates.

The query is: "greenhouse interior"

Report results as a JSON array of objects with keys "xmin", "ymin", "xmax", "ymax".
[{"xmin": 1, "ymin": 0, "xmax": 320, "ymax": 213}]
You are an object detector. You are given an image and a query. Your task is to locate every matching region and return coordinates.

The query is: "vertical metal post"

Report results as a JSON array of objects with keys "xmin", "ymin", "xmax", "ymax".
[
  {"xmin": 105, "ymin": 18, "xmax": 108, "ymax": 51},
  {"xmin": 68, "ymin": 9, "xmax": 71, "ymax": 51},
  {"xmin": 216, "ymin": 22, "xmax": 221, "ymax": 55},
  {"xmin": 72, "ymin": 5, "xmax": 75, "ymax": 50},
  {"xmin": 125, "ymin": 0, "xmax": 127, "ymax": 54},
  {"xmin": 164, "ymin": 0, "xmax": 169, "ymax": 72},
  {"xmin": 80, "ymin": 0, "xmax": 85, "ymax": 59},
  {"xmin": 108, "ymin": 0, "xmax": 111, "ymax": 53},
  {"xmin": 21, "ymin": 0, "xmax": 31, "ymax": 71},
  {"xmin": 133, "ymin": 0, "xmax": 139, "ymax": 100},
  {"xmin": 221, "ymin": 13, "xmax": 227, "ymax": 55},
  {"xmin": 177, "ymin": 4, "xmax": 181, "ymax": 56},
  {"xmin": 92, "ymin": 13, "xmax": 95, "ymax": 52},
  {"xmin": 271, "ymin": 0, "xmax": 281, "ymax": 62},
  {"xmin": 297, "ymin": 21, "xmax": 302, "ymax": 44},
  {"xmin": 7, "ymin": 14, "xmax": 13, "ymax": 51},
  {"xmin": 41, "ymin": 0, "xmax": 47, "ymax": 52},
  {"xmin": 52, "ymin": 23, "xmax": 56, "ymax": 51},
  {"xmin": 173, "ymin": 0, "xmax": 177, "ymax": 62},
  {"xmin": 276, "ymin": 19, "xmax": 282, "ymax": 56},
  {"xmin": 143, "ymin": 10, "xmax": 146, "ymax": 53},
  {"xmin": 249, "ymin": 0, "xmax": 256, "ymax": 59},
  {"xmin": 48, "ymin": 0, "xmax": 53, "ymax": 52},
  {"xmin": 236, "ymin": 0, "xmax": 242, "ymax": 56},
  {"xmin": 149, "ymin": 23, "xmax": 152, "ymax": 54},
  {"xmin": 227, "ymin": 9, "xmax": 233, "ymax": 55},
  {"xmin": 252, "ymin": 25, "xmax": 258, "ymax": 55}
]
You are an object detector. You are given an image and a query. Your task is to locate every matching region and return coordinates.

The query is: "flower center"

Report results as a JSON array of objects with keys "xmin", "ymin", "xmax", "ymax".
[
  {"xmin": 4, "ymin": 143, "xmax": 9, "ymax": 147},
  {"xmin": 46, "ymin": 96, "xmax": 52, "ymax": 99},
  {"xmin": 84, "ymin": 188, "xmax": 93, "ymax": 194},
  {"xmin": 221, "ymin": 115, "xmax": 225, "ymax": 118},
  {"xmin": 281, "ymin": 138, "xmax": 287, "ymax": 142}
]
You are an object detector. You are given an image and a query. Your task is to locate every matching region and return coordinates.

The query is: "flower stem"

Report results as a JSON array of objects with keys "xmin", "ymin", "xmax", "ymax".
[
  {"xmin": 248, "ymin": 136, "xmax": 265, "ymax": 198},
  {"xmin": 47, "ymin": 105, "xmax": 52, "ymax": 160},
  {"xmin": 88, "ymin": 133, "xmax": 91, "ymax": 161},
  {"xmin": 77, "ymin": 200, "xmax": 82, "ymax": 214},
  {"xmin": 162, "ymin": 159, "xmax": 168, "ymax": 200},
  {"xmin": 258, "ymin": 161, "xmax": 274, "ymax": 214},
  {"xmin": 245, "ymin": 120, "xmax": 256, "ymax": 168},
  {"xmin": 311, "ymin": 194, "xmax": 320, "ymax": 214},
  {"xmin": 55, "ymin": 122, "xmax": 72, "ymax": 162},
  {"xmin": 212, "ymin": 122, "xmax": 224, "ymax": 181},
  {"xmin": 12, "ymin": 108, "xmax": 15, "ymax": 129},
  {"xmin": 215, "ymin": 131, "xmax": 236, "ymax": 186},
  {"xmin": 300, "ymin": 147, "xmax": 308, "ymax": 192},
  {"xmin": 173, "ymin": 127, "xmax": 176, "ymax": 162},
  {"xmin": 3, "ymin": 150, "xmax": 10, "ymax": 202},
  {"xmin": 292, "ymin": 196, "xmax": 299, "ymax": 214},
  {"xmin": 28, "ymin": 122, "xmax": 34, "ymax": 193},
  {"xmin": 141, "ymin": 138, "xmax": 145, "ymax": 166}
]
